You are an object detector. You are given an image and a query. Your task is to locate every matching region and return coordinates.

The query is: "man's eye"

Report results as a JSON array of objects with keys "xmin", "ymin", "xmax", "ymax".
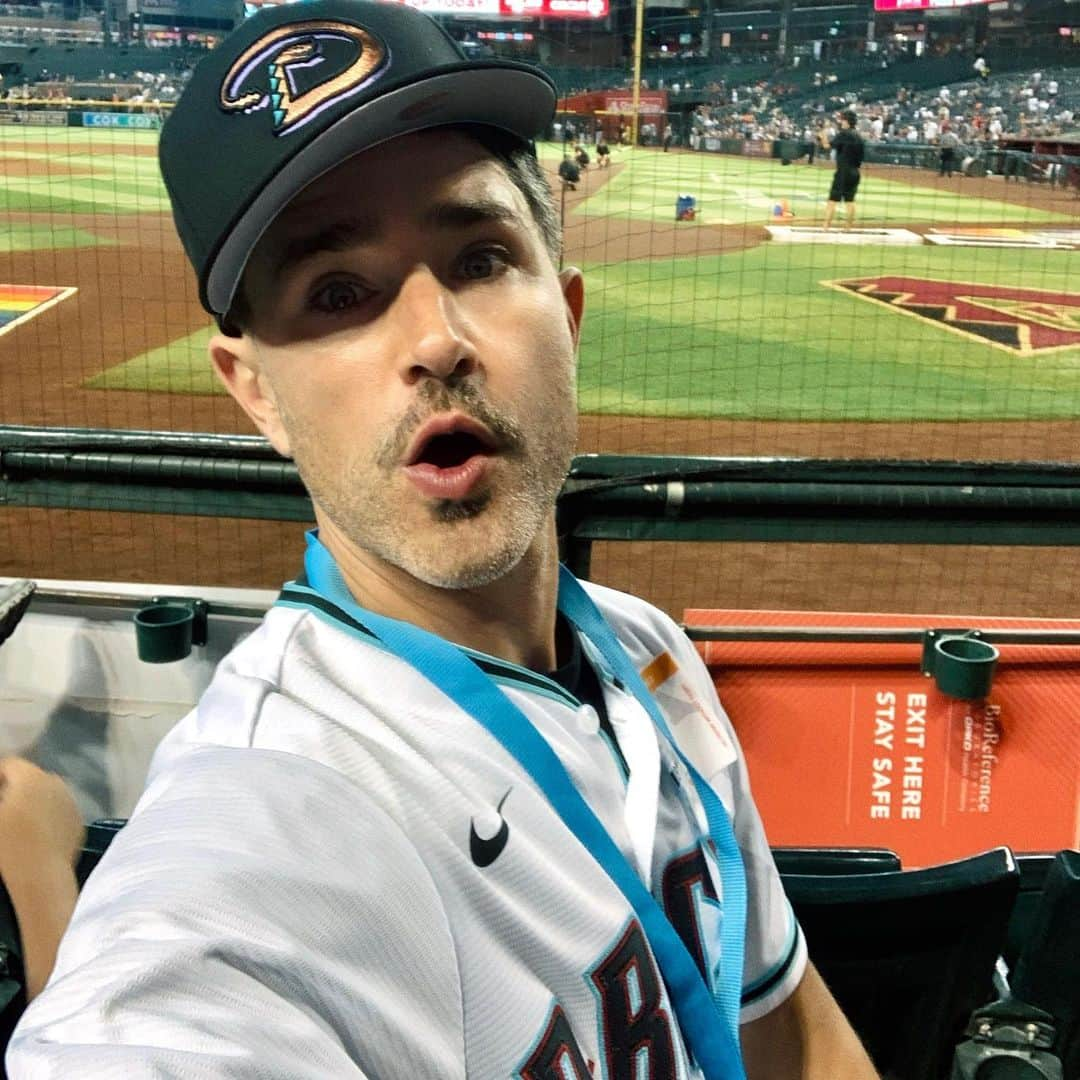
[
  {"xmin": 309, "ymin": 280, "xmax": 368, "ymax": 313},
  {"xmin": 458, "ymin": 249, "xmax": 507, "ymax": 281}
]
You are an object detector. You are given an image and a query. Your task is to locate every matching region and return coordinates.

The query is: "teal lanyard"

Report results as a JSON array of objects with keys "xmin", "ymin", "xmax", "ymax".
[{"xmin": 302, "ymin": 534, "xmax": 747, "ymax": 1079}]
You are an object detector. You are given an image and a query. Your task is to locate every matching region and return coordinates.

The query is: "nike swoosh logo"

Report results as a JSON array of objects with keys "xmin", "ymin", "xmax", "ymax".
[{"xmin": 470, "ymin": 789, "xmax": 512, "ymax": 868}]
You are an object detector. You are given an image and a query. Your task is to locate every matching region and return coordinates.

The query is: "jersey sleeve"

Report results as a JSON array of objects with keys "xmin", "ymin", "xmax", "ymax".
[
  {"xmin": 663, "ymin": 627, "xmax": 808, "ymax": 1025},
  {"xmin": 7, "ymin": 746, "xmax": 466, "ymax": 1079}
]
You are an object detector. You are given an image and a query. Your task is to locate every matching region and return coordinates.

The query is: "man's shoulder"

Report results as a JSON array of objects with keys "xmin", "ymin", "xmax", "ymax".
[
  {"xmin": 151, "ymin": 600, "xmax": 391, "ymax": 776},
  {"xmin": 578, "ymin": 579, "xmax": 692, "ymax": 666}
]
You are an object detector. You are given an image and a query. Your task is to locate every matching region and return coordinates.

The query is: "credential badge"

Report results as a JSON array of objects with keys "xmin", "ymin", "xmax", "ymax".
[{"xmin": 220, "ymin": 20, "xmax": 388, "ymax": 135}]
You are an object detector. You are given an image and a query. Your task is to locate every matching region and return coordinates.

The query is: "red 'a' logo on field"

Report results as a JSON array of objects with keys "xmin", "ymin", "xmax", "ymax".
[{"xmin": 823, "ymin": 276, "xmax": 1080, "ymax": 355}]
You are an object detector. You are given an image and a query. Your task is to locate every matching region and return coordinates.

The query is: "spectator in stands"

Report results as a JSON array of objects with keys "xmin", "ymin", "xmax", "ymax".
[
  {"xmin": 823, "ymin": 109, "xmax": 865, "ymax": 231},
  {"xmin": 973, "ymin": 56, "xmax": 989, "ymax": 82},
  {"xmin": 0, "ymin": 758, "xmax": 82, "ymax": 1002}
]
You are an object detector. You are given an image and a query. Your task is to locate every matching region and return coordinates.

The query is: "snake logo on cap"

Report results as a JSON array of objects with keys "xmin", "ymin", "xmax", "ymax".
[{"xmin": 220, "ymin": 20, "xmax": 388, "ymax": 136}]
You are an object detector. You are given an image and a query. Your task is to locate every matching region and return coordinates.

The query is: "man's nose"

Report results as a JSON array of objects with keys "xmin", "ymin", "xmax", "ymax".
[{"xmin": 393, "ymin": 266, "xmax": 476, "ymax": 385}]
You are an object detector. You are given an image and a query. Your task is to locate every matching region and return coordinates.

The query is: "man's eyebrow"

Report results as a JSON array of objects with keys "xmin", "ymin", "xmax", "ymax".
[
  {"xmin": 271, "ymin": 199, "xmax": 522, "ymax": 284},
  {"xmin": 422, "ymin": 198, "xmax": 525, "ymax": 232},
  {"xmin": 273, "ymin": 217, "xmax": 378, "ymax": 282}
]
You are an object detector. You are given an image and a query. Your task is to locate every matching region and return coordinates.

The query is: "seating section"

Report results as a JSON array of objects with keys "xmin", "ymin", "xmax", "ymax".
[
  {"xmin": 1, "ymin": 833, "xmax": 1077, "ymax": 1079},
  {"xmin": 783, "ymin": 848, "xmax": 1021, "ymax": 1080},
  {"xmin": 1009, "ymin": 851, "xmax": 1080, "ymax": 1079}
]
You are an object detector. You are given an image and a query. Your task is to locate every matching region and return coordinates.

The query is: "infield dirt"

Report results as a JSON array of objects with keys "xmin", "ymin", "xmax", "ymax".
[{"xmin": 1, "ymin": 152, "xmax": 1077, "ymax": 615}]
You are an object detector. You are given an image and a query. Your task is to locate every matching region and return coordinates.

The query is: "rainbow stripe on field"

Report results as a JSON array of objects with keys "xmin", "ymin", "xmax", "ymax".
[{"xmin": 0, "ymin": 283, "xmax": 76, "ymax": 335}]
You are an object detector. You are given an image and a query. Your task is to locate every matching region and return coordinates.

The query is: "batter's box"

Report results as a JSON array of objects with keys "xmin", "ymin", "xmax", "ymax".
[
  {"xmin": 0, "ymin": 284, "xmax": 77, "ymax": 336},
  {"xmin": 765, "ymin": 226, "xmax": 923, "ymax": 245}
]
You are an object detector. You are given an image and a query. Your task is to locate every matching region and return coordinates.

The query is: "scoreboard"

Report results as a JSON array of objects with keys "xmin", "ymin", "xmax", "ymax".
[
  {"xmin": 875, "ymin": 0, "xmax": 993, "ymax": 10},
  {"xmin": 245, "ymin": 0, "xmax": 609, "ymax": 16}
]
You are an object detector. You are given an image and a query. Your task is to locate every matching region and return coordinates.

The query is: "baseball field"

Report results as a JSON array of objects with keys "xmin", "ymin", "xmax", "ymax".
[{"xmin": 1, "ymin": 124, "xmax": 1078, "ymax": 614}]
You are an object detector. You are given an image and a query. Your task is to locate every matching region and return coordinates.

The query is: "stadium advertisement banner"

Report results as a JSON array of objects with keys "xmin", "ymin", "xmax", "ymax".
[
  {"xmin": 399, "ymin": 0, "xmax": 608, "ymax": 15},
  {"xmin": 0, "ymin": 109, "xmax": 67, "ymax": 127},
  {"xmin": 602, "ymin": 94, "xmax": 667, "ymax": 115},
  {"xmin": 82, "ymin": 112, "xmax": 162, "ymax": 129},
  {"xmin": 742, "ymin": 139, "xmax": 773, "ymax": 157},
  {"xmin": 500, "ymin": 0, "xmax": 608, "ymax": 15},
  {"xmin": 685, "ymin": 608, "xmax": 1080, "ymax": 867},
  {"xmin": 875, "ymin": 0, "xmax": 992, "ymax": 9}
]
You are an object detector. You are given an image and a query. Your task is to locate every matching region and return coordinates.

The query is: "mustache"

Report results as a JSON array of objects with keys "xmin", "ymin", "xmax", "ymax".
[{"xmin": 374, "ymin": 380, "xmax": 525, "ymax": 469}]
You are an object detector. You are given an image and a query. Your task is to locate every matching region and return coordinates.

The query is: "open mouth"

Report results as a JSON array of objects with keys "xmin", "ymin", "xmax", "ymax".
[
  {"xmin": 414, "ymin": 430, "xmax": 493, "ymax": 469},
  {"xmin": 403, "ymin": 416, "xmax": 499, "ymax": 501}
]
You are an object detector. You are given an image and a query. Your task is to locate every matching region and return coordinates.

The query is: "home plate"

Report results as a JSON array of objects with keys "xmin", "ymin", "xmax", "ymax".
[{"xmin": 766, "ymin": 226, "xmax": 923, "ymax": 245}]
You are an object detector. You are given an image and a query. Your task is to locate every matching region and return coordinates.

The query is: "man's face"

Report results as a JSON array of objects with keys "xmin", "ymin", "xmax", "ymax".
[{"xmin": 215, "ymin": 129, "xmax": 583, "ymax": 590}]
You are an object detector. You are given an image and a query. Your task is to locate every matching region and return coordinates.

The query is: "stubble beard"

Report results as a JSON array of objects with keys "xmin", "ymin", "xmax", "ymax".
[{"xmin": 288, "ymin": 379, "xmax": 576, "ymax": 590}]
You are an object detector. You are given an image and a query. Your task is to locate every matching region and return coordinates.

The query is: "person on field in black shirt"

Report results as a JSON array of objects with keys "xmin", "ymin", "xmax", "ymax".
[{"xmin": 823, "ymin": 110, "xmax": 865, "ymax": 230}]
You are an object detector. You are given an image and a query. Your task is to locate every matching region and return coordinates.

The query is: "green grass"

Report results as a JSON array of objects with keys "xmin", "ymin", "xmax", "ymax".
[
  {"xmin": 92, "ymin": 246, "xmax": 1080, "ymax": 421},
  {"xmin": 0, "ymin": 127, "xmax": 170, "ymax": 215},
  {"xmin": 86, "ymin": 325, "xmax": 218, "ymax": 393},
  {"xmin": 576, "ymin": 244, "xmax": 1080, "ymax": 421},
  {"xmin": 0, "ymin": 223, "xmax": 110, "ymax": 252},
  {"xmin": 15, "ymin": 129, "xmax": 1080, "ymax": 422},
  {"xmin": 544, "ymin": 145, "xmax": 1072, "ymax": 227}
]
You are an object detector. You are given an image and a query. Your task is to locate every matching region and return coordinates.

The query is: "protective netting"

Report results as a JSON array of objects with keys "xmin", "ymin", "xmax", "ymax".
[{"xmin": 0, "ymin": 14, "xmax": 1077, "ymax": 613}]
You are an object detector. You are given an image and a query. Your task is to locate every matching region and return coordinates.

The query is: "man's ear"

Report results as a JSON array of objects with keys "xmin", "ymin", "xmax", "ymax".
[
  {"xmin": 208, "ymin": 333, "xmax": 292, "ymax": 459},
  {"xmin": 558, "ymin": 266, "xmax": 585, "ymax": 348}
]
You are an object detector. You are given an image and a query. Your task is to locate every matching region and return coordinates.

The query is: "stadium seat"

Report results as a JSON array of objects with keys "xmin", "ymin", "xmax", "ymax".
[
  {"xmin": 771, "ymin": 845, "xmax": 901, "ymax": 877},
  {"xmin": 1003, "ymin": 854, "xmax": 1057, "ymax": 972},
  {"xmin": 782, "ymin": 847, "xmax": 1020, "ymax": 1080},
  {"xmin": 75, "ymin": 818, "xmax": 126, "ymax": 887},
  {"xmin": 1009, "ymin": 851, "xmax": 1080, "ymax": 1078},
  {"xmin": 951, "ymin": 850, "xmax": 1080, "ymax": 1080}
]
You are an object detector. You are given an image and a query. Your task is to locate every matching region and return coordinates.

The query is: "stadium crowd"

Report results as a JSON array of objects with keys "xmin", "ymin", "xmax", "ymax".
[
  {"xmin": 681, "ymin": 64, "xmax": 1078, "ymax": 154},
  {"xmin": 0, "ymin": 17, "xmax": 1075, "ymax": 170}
]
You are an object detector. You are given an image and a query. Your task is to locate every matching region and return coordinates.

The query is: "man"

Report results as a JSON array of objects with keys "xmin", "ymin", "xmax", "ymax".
[
  {"xmin": 823, "ymin": 109, "xmax": 865, "ymax": 231},
  {"xmin": 939, "ymin": 125, "xmax": 960, "ymax": 178},
  {"xmin": 558, "ymin": 152, "xmax": 581, "ymax": 190},
  {"xmin": 8, "ymin": 2, "xmax": 877, "ymax": 1077}
]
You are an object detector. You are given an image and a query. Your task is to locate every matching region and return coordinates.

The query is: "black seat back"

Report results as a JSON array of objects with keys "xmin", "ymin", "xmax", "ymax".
[
  {"xmin": 772, "ymin": 846, "xmax": 901, "ymax": 877},
  {"xmin": 75, "ymin": 819, "xmax": 127, "ymax": 887},
  {"xmin": 1010, "ymin": 850, "xmax": 1080, "ymax": 1078},
  {"xmin": 783, "ymin": 847, "xmax": 1020, "ymax": 1080}
]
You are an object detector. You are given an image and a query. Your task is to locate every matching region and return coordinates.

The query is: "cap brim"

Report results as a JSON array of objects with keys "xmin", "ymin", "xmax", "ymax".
[{"xmin": 206, "ymin": 64, "xmax": 555, "ymax": 315}]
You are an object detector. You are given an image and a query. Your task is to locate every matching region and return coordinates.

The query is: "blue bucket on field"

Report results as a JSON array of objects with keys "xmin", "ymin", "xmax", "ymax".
[{"xmin": 675, "ymin": 194, "xmax": 696, "ymax": 221}]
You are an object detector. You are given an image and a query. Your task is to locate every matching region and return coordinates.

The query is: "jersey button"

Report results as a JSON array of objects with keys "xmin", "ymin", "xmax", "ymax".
[{"xmin": 576, "ymin": 704, "xmax": 601, "ymax": 735}]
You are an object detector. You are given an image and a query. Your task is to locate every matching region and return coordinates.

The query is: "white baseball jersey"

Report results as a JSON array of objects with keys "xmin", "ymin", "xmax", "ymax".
[{"xmin": 9, "ymin": 570, "xmax": 806, "ymax": 1079}]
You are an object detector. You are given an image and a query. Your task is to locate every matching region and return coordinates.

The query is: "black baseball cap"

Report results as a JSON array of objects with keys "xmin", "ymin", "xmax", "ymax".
[{"xmin": 159, "ymin": 0, "xmax": 557, "ymax": 320}]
